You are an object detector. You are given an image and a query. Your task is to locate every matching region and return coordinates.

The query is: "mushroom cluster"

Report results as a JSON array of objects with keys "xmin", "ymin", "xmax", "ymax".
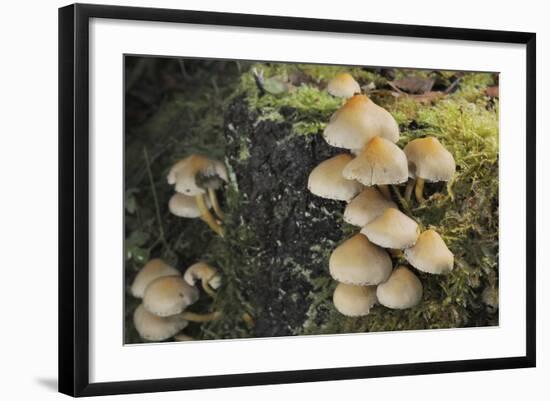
[
  {"xmin": 130, "ymin": 258, "xmax": 221, "ymax": 342},
  {"xmin": 167, "ymin": 154, "xmax": 228, "ymax": 236},
  {"xmin": 308, "ymin": 72, "xmax": 456, "ymax": 317}
]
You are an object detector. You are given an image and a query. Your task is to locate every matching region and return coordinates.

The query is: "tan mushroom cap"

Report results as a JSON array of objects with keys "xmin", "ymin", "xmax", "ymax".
[
  {"xmin": 307, "ymin": 154, "xmax": 362, "ymax": 201},
  {"xmin": 404, "ymin": 229, "xmax": 454, "ymax": 274},
  {"xmin": 343, "ymin": 137, "xmax": 408, "ymax": 186},
  {"xmin": 183, "ymin": 262, "xmax": 221, "ymax": 289},
  {"xmin": 403, "ymin": 137, "xmax": 456, "ymax": 182},
  {"xmin": 323, "ymin": 95, "xmax": 399, "ymax": 150},
  {"xmin": 130, "ymin": 259, "xmax": 180, "ymax": 299},
  {"xmin": 167, "ymin": 154, "xmax": 228, "ymax": 196},
  {"xmin": 168, "ymin": 193, "xmax": 210, "ymax": 218},
  {"xmin": 361, "ymin": 208, "xmax": 419, "ymax": 249},
  {"xmin": 143, "ymin": 276, "xmax": 199, "ymax": 317},
  {"xmin": 333, "ymin": 283, "xmax": 378, "ymax": 317},
  {"xmin": 329, "ymin": 234, "xmax": 392, "ymax": 285},
  {"xmin": 344, "ymin": 187, "xmax": 397, "ymax": 227},
  {"xmin": 327, "ymin": 73, "xmax": 361, "ymax": 98},
  {"xmin": 133, "ymin": 304, "xmax": 189, "ymax": 342},
  {"xmin": 376, "ymin": 266, "xmax": 423, "ymax": 309}
]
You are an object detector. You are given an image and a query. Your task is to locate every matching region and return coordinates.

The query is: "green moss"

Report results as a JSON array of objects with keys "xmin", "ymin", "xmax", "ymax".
[
  {"xmin": 197, "ymin": 182, "xmax": 258, "ymax": 340},
  {"xmin": 237, "ymin": 63, "xmax": 345, "ymax": 138}
]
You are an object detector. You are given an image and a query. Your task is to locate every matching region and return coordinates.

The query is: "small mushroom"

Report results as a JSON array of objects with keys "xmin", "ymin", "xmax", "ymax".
[
  {"xmin": 327, "ymin": 73, "xmax": 361, "ymax": 98},
  {"xmin": 333, "ymin": 283, "xmax": 378, "ymax": 317},
  {"xmin": 343, "ymin": 187, "xmax": 397, "ymax": 227},
  {"xmin": 130, "ymin": 259, "xmax": 180, "ymax": 299},
  {"xmin": 323, "ymin": 94, "xmax": 399, "ymax": 150},
  {"xmin": 167, "ymin": 154, "xmax": 227, "ymax": 235},
  {"xmin": 307, "ymin": 154, "xmax": 362, "ymax": 201},
  {"xmin": 184, "ymin": 262, "xmax": 221, "ymax": 298},
  {"xmin": 329, "ymin": 234, "xmax": 392, "ymax": 285},
  {"xmin": 342, "ymin": 137, "xmax": 409, "ymax": 188},
  {"xmin": 133, "ymin": 304, "xmax": 189, "ymax": 342},
  {"xmin": 143, "ymin": 276, "xmax": 199, "ymax": 317},
  {"xmin": 360, "ymin": 208, "xmax": 419, "ymax": 249},
  {"xmin": 404, "ymin": 229, "xmax": 454, "ymax": 274},
  {"xmin": 168, "ymin": 193, "xmax": 210, "ymax": 218},
  {"xmin": 403, "ymin": 137, "xmax": 456, "ymax": 203},
  {"xmin": 376, "ymin": 266, "xmax": 423, "ymax": 309}
]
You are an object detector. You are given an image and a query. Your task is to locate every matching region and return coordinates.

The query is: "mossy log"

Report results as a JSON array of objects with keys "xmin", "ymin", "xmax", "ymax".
[{"xmin": 224, "ymin": 96, "xmax": 344, "ymax": 337}]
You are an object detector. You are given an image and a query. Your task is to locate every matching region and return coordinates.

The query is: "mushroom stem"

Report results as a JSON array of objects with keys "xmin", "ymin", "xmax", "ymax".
[
  {"xmin": 378, "ymin": 185, "xmax": 391, "ymax": 200},
  {"xmin": 389, "ymin": 249, "xmax": 404, "ymax": 258},
  {"xmin": 181, "ymin": 311, "xmax": 222, "ymax": 323},
  {"xmin": 208, "ymin": 188, "xmax": 225, "ymax": 220},
  {"xmin": 242, "ymin": 312, "xmax": 255, "ymax": 328},
  {"xmin": 404, "ymin": 179, "xmax": 415, "ymax": 202},
  {"xmin": 415, "ymin": 178, "xmax": 426, "ymax": 204},
  {"xmin": 196, "ymin": 194, "xmax": 224, "ymax": 236},
  {"xmin": 201, "ymin": 279, "xmax": 217, "ymax": 298}
]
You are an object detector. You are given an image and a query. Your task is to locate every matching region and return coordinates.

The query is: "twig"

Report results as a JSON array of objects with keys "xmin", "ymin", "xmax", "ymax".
[{"xmin": 143, "ymin": 147, "xmax": 171, "ymax": 253}]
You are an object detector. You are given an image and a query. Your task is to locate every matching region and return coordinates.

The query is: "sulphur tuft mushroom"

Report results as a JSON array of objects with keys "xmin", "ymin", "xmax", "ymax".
[
  {"xmin": 130, "ymin": 258, "xmax": 180, "ymax": 299},
  {"xmin": 167, "ymin": 154, "xmax": 227, "ymax": 235},
  {"xmin": 376, "ymin": 266, "xmax": 423, "ymax": 309},
  {"xmin": 323, "ymin": 94, "xmax": 399, "ymax": 150},
  {"xmin": 143, "ymin": 275, "xmax": 199, "ymax": 317},
  {"xmin": 404, "ymin": 229, "xmax": 454, "ymax": 274},
  {"xmin": 343, "ymin": 187, "xmax": 397, "ymax": 227},
  {"xmin": 168, "ymin": 193, "xmax": 211, "ymax": 218},
  {"xmin": 327, "ymin": 73, "xmax": 361, "ymax": 98},
  {"xmin": 343, "ymin": 136, "xmax": 408, "ymax": 189},
  {"xmin": 307, "ymin": 154, "xmax": 362, "ymax": 201},
  {"xmin": 329, "ymin": 234, "xmax": 392, "ymax": 285},
  {"xmin": 403, "ymin": 137, "xmax": 456, "ymax": 203},
  {"xmin": 183, "ymin": 262, "xmax": 221, "ymax": 298},
  {"xmin": 133, "ymin": 303, "xmax": 189, "ymax": 342},
  {"xmin": 361, "ymin": 208, "xmax": 419, "ymax": 249},
  {"xmin": 333, "ymin": 282, "xmax": 378, "ymax": 317}
]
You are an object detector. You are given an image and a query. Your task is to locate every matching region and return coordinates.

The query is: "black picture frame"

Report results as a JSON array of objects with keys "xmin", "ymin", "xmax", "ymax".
[{"xmin": 59, "ymin": 3, "xmax": 536, "ymax": 397}]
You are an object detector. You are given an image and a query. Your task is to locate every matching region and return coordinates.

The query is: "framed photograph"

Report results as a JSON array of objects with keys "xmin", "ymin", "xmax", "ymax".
[{"xmin": 59, "ymin": 3, "xmax": 536, "ymax": 397}]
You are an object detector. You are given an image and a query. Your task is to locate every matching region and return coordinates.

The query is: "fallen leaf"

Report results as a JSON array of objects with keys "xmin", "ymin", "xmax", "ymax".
[
  {"xmin": 262, "ymin": 77, "xmax": 289, "ymax": 95},
  {"xmin": 485, "ymin": 86, "xmax": 499, "ymax": 98},
  {"xmin": 391, "ymin": 77, "xmax": 435, "ymax": 94}
]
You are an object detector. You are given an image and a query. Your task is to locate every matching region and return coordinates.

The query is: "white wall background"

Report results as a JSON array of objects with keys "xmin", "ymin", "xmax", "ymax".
[{"xmin": 0, "ymin": 0, "xmax": 546, "ymax": 399}]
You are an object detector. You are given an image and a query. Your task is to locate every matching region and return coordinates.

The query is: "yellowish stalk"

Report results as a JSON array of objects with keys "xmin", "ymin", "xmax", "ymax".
[
  {"xmin": 389, "ymin": 249, "xmax": 404, "ymax": 258},
  {"xmin": 415, "ymin": 178, "xmax": 426, "ymax": 204},
  {"xmin": 201, "ymin": 279, "xmax": 217, "ymax": 298},
  {"xmin": 196, "ymin": 194, "xmax": 224, "ymax": 236},
  {"xmin": 241, "ymin": 312, "xmax": 255, "ymax": 328},
  {"xmin": 404, "ymin": 179, "xmax": 415, "ymax": 202},
  {"xmin": 181, "ymin": 311, "xmax": 222, "ymax": 323},
  {"xmin": 378, "ymin": 184, "xmax": 391, "ymax": 200},
  {"xmin": 208, "ymin": 188, "xmax": 224, "ymax": 220}
]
